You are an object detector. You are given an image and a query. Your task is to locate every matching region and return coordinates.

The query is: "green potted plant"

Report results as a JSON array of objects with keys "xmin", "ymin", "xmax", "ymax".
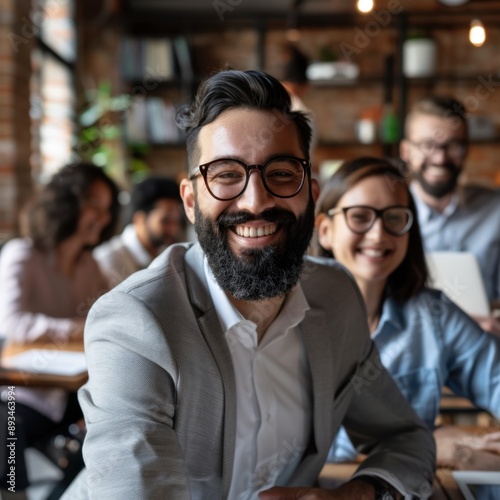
[{"xmin": 78, "ymin": 81, "xmax": 149, "ymax": 185}]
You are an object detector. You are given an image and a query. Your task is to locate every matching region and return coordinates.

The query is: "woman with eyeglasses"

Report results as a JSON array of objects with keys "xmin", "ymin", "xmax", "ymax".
[{"xmin": 313, "ymin": 157, "xmax": 500, "ymax": 471}]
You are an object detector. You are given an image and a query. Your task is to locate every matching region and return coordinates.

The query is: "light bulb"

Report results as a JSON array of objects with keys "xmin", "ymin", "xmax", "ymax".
[
  {"xmin": 469, "ymin": 19, "xmax": 486, "ymax": 47},
  {"xmin": 357, "ymin": 0, "xmax": 374, "ymax": 14}
]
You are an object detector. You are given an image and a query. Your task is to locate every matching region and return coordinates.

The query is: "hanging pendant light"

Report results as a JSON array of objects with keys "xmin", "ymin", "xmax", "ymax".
[
  {"xmin": 469, "ymin": 19, "xmax": 486, "ymax": 47},
  {"xmin": 357, "ymin": 0, "xmax": 374, "ymax": 14}
]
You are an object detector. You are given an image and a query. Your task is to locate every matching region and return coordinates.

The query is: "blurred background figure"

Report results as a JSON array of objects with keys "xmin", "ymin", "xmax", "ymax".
[
  {"xmin": 279, "ymin": 45, "xmax": 317, "ymax": 169},
  {"xmin": 280, "ymin": 45, "xmax": 311, "ymax": 115},
  {"xmin": 0, "ymin": 163, "xmax": 119, "ymax": 498},
  {"xmin": 94, "ymin": 176, "xmax": 183, "ymax": 287},
  {"xmin": 400, "ymin": 96, "xmax": 500, "ymax": 334},
  {"xmin": 314, "ymin": 157, "xmax": 500, "ymax": 471}
]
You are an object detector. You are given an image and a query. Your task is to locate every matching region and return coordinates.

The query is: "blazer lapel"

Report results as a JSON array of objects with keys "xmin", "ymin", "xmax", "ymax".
[
  {"xmin": 301, "ymin": 307, "xmax": 332, "ymax": 455},
  {"xmin": 185, "ymin": 244, "xmax": 236, "ymax": 498}
]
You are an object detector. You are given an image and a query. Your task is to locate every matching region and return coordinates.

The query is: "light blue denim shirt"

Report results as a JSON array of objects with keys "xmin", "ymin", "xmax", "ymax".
[
  {"xmin": 329, "ymin": 287, "xmax": 500, "ymax": 462},
  {"xmin": 411, "ymin": 183, "xmax": 500, "ymax": 301}
]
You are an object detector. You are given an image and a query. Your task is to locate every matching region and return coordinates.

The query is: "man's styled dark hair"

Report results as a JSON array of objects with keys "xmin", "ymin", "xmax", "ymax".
[
  {"xmin": 27, "ymin": 162, "xmax": 120, "ymax": 251},
  {"xmin": 314, "ymin": 157, "xmax": 429, "ymax": 301},
  {"xmin": 130, "ymin": 177, "xmax": 181, "ymax": 216},
  {"xmin": 176, "ymin": 69, "xmax": 312, "ymax": 170},
  {"xmin": 405, "ymin": 95, "xmax": 468, "ymax": 137}
]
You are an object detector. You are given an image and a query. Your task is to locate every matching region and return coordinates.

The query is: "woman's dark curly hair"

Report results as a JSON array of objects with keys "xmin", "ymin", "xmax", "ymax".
[
  {"xmin": 26, "ymin": 163, "xmax": 120, "ymax": 251},
  {"xmin": 313, "ymin": 157, "xmax": 429, "ymax": 301}
]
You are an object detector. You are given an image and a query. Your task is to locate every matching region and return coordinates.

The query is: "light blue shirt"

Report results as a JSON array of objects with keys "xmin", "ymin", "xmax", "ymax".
[
  {"xmin": 329, "ymin": 287, "xmax": 500, "ymax": 462},
  {"xmin": 411, "ymin": 183, "xmax": 500, "ymax": 301}
]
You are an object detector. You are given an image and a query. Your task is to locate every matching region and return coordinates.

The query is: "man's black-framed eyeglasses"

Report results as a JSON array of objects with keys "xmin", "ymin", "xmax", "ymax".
[
  {"xmin": 189, "ymin": 156, "xmax": 310, "ymax": 201},
  {"xmin": 328, "ymin": 205, "xmax": 414, "ymax": 236},
  {"xmin": 406, "ymin": 139, "xmax": 467, "ymax": 159}
]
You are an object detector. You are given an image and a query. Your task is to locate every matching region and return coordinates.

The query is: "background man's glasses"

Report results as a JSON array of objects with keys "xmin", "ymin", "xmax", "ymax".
[
  {"xmin": 328, "ymin": 205, "xmax": 414, "ymax": 236},
  {"xmin": 406, "ymin": 139, "xmax": 467, "ymax": 159},
  {"xmin": 190, "ymin": 156, "xmax": 310, "ymax": 201}
]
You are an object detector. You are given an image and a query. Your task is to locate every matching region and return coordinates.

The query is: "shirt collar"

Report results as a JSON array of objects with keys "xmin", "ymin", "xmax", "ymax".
[
  {"xmin": 410, "ymin": 182, "xmax": 460, "ymax": 221},
  {"xmin": 373, "ymin": 295, "xmax": 405, "ymax": 339},
  {"xmin": 122, "ymin": 224, "xmax": 153, "ymax": 267},
  {"xmin": 204, "ymin": 257, "xmax": 244, "ymax": 332},
  {"xmin": 203, "ymin": 256, "xmax": 309, "ymax": 337}
]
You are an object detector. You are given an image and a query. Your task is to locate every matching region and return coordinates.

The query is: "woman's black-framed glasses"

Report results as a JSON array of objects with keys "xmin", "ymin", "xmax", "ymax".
[
  {"xmin": 190, "ymin": 156, "xmax": 310, "ymax": 201},
  {"xmin": 328, "ymin": 205, "xmax": 414, "ymax": 236}
]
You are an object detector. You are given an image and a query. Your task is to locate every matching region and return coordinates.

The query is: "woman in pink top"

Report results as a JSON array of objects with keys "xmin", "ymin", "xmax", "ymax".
[{"xmin": 0, "ymin": 163, "xmax": 119, "ymax": 495}]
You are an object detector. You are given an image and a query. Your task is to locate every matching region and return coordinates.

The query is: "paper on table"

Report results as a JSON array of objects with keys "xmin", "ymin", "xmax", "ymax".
[{"xmin": 2, "ymin": 349, "xmax": 87, "ymax": 376}]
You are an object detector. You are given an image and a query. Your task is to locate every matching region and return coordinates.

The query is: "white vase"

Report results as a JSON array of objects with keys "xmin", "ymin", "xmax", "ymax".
[
  {"xmin": 306, "ymin": 62, "xmax": 360, "ymax": 81},
  {"xmin": 403, "ymin": 39, "xmax": 437, "ymax": 78}
]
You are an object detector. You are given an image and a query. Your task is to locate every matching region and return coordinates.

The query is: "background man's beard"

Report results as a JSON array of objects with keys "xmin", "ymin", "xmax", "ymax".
[
  {"xmin": 146, "ymin": 224, "xmax": 177, "ymax": 249},
  {"xmin": 416, "ymin": 162, "xmax": 461, "ymax": 199},
  {"xmin": 194, "ymin": 199, "xmax": 315, "ymax": 301}
]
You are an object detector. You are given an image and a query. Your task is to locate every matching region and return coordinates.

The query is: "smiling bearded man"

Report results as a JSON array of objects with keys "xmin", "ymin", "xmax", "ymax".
[
  {"xmin": 194, "ymin": 198, "xmax": 315, "ymax": 301},
  {"xmin": 70, "ymin": 69, "xmax": 435, "ymax": 500}
]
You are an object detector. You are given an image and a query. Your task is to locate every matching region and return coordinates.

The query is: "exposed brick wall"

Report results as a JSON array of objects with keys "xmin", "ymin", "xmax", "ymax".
[
  {"xmin": 74, "ymin": 5, "xmax": 500, "ymax": 187},
  {"xmin": 0, "ymin": 0, "xmax": 33, "ymax": 241},
  {"xmin": 265, "ymin": 25, "xmax": 500, "ymax": 186}
]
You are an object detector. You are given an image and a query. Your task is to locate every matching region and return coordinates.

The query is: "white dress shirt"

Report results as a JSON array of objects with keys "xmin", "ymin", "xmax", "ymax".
[
  {"xmin": 205, "ymin": 259, "xmax": 312, "ymax": 500},
  {"xmin": 94, "ymin": 224, "xmax": 153, "ymax": 286}
]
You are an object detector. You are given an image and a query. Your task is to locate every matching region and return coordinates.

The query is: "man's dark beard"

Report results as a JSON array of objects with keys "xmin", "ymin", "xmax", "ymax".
[
  {"xmin": 194, "ymin": 197, "xmax": 315, "ymax": 301},
  {"xmin": 416, "ymin": 161, "xmax": 461, "ymax": 199}
]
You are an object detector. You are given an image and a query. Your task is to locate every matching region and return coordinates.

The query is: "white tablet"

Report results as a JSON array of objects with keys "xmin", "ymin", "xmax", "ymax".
[
  {"xmin": 425, "ymin": 251, "xmax": 491, "ymax": 317},
  {"xmin": 452, "ymin": 471, "xmax": 500, "ymax": 500}
]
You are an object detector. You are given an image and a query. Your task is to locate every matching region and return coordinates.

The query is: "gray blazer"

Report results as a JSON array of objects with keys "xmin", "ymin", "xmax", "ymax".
[{"xmin": 69, "ymin": 243, "xmax": 435, "ymax": 499}]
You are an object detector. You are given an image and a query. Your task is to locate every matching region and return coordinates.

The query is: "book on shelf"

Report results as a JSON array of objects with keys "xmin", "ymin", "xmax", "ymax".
[
  {"xmin": 146, "ymin": 38, "xmax": 174, "ymax": 80},
  {"xmin": 146, "ymin": 97, "xmax": 179, "ymax": 143},
  {"xmin": 173, "ymin": 36, "xmax": 194, "ymax": 82},
  {"xmin": 125, "ymin": 98, "xmax": 148, "ymax": 143},
  {"xmin": 121, "ymin": 37, "xmax": 174, "ymax": 81},
  {"xmin": 120, "ymin": 36, "xmax": 194, "ymax": 83},
  {"xmin": 126, "ymin": 97, "xmax": 181, "ymax": 144}
]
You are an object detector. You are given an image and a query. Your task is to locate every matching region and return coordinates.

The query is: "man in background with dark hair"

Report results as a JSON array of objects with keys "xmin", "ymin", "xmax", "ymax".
[
  {"xmin": 400, "ymin": 95, "xmax": 500, "ymax": 334},
  {"xmin": 94, "ymin": 176, "xmax": 183, "ymax": 286}
]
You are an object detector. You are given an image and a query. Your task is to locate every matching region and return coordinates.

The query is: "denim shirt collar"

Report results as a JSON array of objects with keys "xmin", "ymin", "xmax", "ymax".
[{"xmin": 374, "ymin": 295, "xmax": 406, "ymax": 339}]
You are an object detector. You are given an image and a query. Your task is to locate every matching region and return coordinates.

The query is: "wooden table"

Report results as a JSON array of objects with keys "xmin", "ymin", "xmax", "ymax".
[
  {"xmin": 0, "ymin": 339, "xmax": 86, "ymax": 391},
  {"xmin": 439, "ymin": 387, "xmax": 494, "ymax": 427},
  {"xmin": 319, "ymin": 462, "xmax": 465, "ymax": 499}
]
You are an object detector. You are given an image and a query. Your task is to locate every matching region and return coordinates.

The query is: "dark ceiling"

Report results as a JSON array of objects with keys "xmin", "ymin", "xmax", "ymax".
[{"xmin": 121, "ymin": 0, "xmax": 500, "ymax": 32}]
